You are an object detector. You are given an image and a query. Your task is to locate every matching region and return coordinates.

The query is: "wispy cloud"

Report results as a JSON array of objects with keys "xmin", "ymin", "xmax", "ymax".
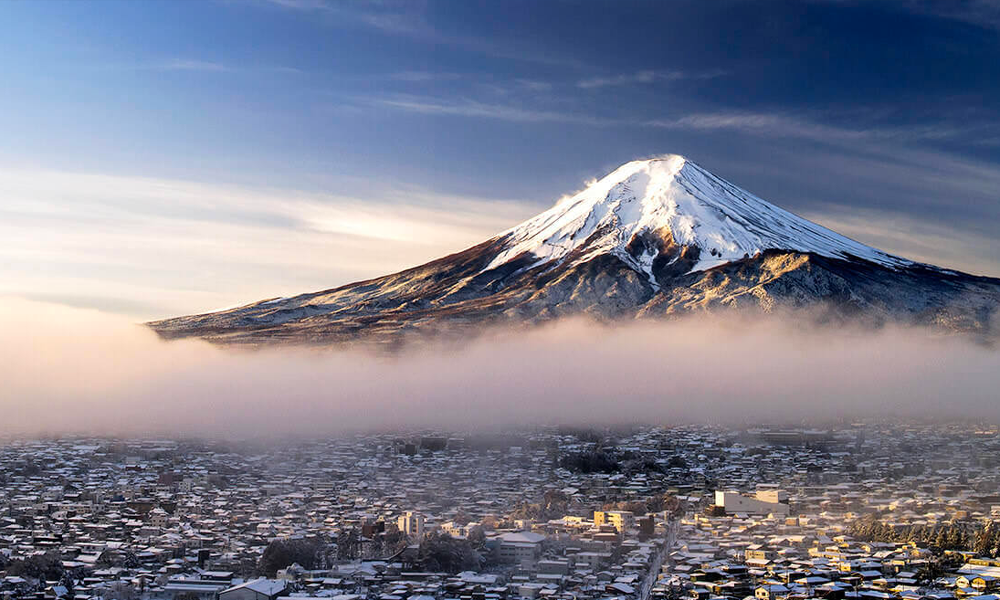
[
  {"xmin": 263, "ymin": 0, "xmax": 330, "ymax": 9},
  {"xmin": 260, "ymin": 0, "xmax": 437, "ymax": 37},
  {"xmin": 158, "ymin": 58, "xmax": 230, "ymax": 72},
  {"xmin": 368, "ymin": 95, "xmax": 983, "ymax": 148},
  {"xmin": 577, "ymin": 69, "xmax": 726, "ymax": 89},
  {"xmin": 389, "ymin": 70, "xmax": 462, "ymax": 83},
  {"xmin": 115, "ymin": 58, "xmax": 304, "ymax": 76},
  {"xmin": 649, "ymin": 112, "xmax": 863, "ymax": 141},
  {"xmin": 648, "ymin": 111, "xmax": 979, "ymax": 145},
  {"xmin": 925, "ymin": 0, "xmax": 1000, "ymax": 30},
  {"xmin": 259, "ymin": 0, "xmax": 587, "ymax": 68},
  {"xmin": 370, "ymin": 95, "xmax": 619, "ymax": 125},
  {"xmin": 0, "ymin": 169, "xmax": 536, "ymax": 319},
  {"xmin": 812, "ymin": 0, "xmax": 1000, "ymax": 31},
  {"xmin": 515, "ymin": 79, "xmax": 554, "ymax": 92}
]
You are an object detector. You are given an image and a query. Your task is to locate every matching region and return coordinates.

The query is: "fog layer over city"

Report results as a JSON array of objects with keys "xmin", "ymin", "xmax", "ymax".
[{"xmin": 3, "ymin": 296, "xmax": 997, "ymax": 437}]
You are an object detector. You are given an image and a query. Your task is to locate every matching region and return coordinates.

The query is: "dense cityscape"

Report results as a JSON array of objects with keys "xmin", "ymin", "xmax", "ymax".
[{"xmin": 3, "ymin": 424, "xmax": 1000, "ymax": 600}]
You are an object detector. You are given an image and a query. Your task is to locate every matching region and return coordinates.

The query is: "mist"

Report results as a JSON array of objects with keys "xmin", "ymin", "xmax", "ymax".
[{"xmin": 2, "ymin": 296, "xmax": 997, "ymax": 438}]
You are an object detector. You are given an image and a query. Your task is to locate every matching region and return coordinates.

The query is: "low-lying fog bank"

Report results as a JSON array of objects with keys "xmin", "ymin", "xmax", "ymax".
[{"xmin": 2, "ymin": 297, "xmax": 997, "ymax": 438}]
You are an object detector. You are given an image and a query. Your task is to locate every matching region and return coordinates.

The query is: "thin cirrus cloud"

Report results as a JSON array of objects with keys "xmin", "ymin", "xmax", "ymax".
[
  {"xmin": 647, "ymin": 111, "xmax": 977, "ymax": 144},
  {"xmin": 0, "ymin": 168, "xmax": 536, "ymax": 320},
  {"xmin": 369, "ymin": 96, "xmax": 619, "ymax": 125},
  {"xmin": 811, "ymin": 0, "xmax": 1000, "ymax": 31},
  {"xmin": 389, "ymin": 70, "xmax": 463, "ymax": 82},
  {"xmin": 158, "ymin": 58, "xmax": 230, "ymax": 72},
  {"xmin": 261, "ymin": 0, "xmax": 588, "ymax": 69},
  {"xmin": 369, "ymin": 94, "xmax": 988, "ymax": 155},
  {"xmin": 142, "ymin": 58, "xmax": 305, "ymax": 75},
  {"xmin": 577, "ymin": 69, "xmax": 726, "ymax": 89},
  {"xmin": 369, "ymin": 92, "xmax": 975, "ymax": 145}
]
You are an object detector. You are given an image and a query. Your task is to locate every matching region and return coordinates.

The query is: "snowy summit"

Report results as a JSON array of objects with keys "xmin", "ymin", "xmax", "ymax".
[{"xmin": 487, "ymin": 155, "xmax": 910, "ymax": 283}]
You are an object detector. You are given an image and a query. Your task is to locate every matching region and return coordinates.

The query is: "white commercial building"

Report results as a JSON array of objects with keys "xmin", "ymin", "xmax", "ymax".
[{"xmin": 714, "ymin": 490, "xmax": 790, "ymax": 516}]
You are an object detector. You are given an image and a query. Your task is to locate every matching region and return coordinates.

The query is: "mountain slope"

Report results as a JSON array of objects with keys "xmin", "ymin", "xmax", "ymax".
[
  {"xmin": 487, "ymin": 155, "xmax": 909, "ymax": 278},
  {"xmin": 149, "ymin": 155, "xmax": 1000, "ymax": 346}
]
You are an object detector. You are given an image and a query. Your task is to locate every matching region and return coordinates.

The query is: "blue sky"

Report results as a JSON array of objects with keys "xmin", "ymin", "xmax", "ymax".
[{"xmin": 2, "ymin": 0, "xmax": 999, "ymax": 318}]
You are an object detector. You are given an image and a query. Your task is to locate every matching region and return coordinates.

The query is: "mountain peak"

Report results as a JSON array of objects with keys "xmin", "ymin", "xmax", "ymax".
[
  {"xmin": 148, "ymin": 155, "xmax": 1000, "ymax": 347},
  {"xmin": 485, "ymin": 155, "xmax": 910, "ymax": 282}
]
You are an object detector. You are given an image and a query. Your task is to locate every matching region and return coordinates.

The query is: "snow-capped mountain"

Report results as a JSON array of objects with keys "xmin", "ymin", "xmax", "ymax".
[
  {"xmin": 149, "ymin": 155, "xmax": 1000, "ymax": 346},
  {"xmin": 486, "ymin": 155, "xmax": 910, "ymax": 280}
]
